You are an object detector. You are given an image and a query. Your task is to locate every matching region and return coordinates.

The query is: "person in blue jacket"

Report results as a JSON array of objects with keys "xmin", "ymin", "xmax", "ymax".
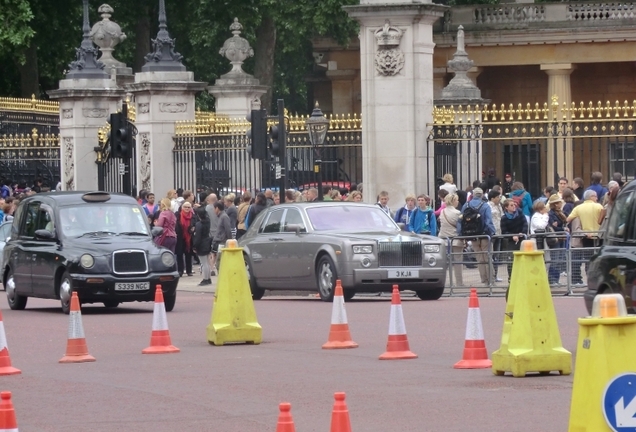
[
  {"xmin": 509, "ymin": 182, "xmax": 533, "ymax": 222},
  {"xmin": 408, "ymin": 194, "xmax": 437, "ymax": 235}
]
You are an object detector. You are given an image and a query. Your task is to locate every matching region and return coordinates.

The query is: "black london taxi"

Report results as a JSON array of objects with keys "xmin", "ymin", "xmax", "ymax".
[
  {"xmin": 2, "ymin": 191, "xmax": 179, "ymax": 313},
  {"xmin": 585, "ymin": 180, "xmax": 636, "ymax": 314}
]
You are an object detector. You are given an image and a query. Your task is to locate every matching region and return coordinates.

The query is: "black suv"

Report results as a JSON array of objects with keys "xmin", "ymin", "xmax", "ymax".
[
  {"xmin": 2, "ymin": 191, "xmax": 179, "ymax": 313},
  {"xmin": 585, "ymin": 181, "xmax": 636, "ymax": 314}
]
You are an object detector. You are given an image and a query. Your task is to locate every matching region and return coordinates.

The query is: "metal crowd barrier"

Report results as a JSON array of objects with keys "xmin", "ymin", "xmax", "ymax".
[{"xmin": 442, "ymin": 230, "xmax": 603, "ymax": 297}]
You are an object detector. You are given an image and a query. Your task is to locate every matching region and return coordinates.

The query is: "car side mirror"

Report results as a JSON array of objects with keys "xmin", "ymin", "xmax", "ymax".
[
  {"xmin": 151, "ymin": 226, "xmax": 164, "ymax": 238},
  {"xmin": 285, "ymin": 224, "xmax": 303, "ymax": 234},
  {"xmin": 34, "ymin": 229, "xmax": 55, "ymax": 240}
]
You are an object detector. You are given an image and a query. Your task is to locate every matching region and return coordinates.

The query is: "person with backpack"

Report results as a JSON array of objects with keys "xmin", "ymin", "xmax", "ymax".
[
  {"xmin": 456, "ymin": 187, "xmax": 496, "ymax": 285},
  {"xmin": 408, "ymin": 194, "xmax": 437, "ymax": 235},
  {"xmin": 510, "ymin": 182, "xmax": 533, "ymax": 223}
]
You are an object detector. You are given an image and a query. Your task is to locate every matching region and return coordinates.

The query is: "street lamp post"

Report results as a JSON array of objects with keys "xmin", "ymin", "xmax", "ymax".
[{"xmin": 305, "ymin": 102, "xmax": 330, "ymax": 201}]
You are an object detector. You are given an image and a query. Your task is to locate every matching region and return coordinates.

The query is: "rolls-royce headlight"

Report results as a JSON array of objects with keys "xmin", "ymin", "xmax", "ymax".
[
  {"xmin": 353, "ymin": 245, "xmax": 373, "ymax": 254},
  {"xmin": 161, "ymin": 251, "xmax": 175, "ymax": 267},
  {"xmin": 424, "ymin": 245, "xmax": 440, "ymax": 253},
  {"xmin": 80, "ymin": 254, "xmax": 94, "ymax": 269}
]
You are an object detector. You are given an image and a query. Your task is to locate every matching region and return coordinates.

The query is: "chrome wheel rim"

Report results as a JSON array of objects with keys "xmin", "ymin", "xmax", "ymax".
[
  {"xmin": 60, "ymin": 278, "xmax": 71, "ymax": 304},
  {"xmin": 318, "ymin": 262, "xmax": 333, "ymax": 297},
  {"xmin": 6, "ymin": 275, "xmax": 15, "ymax": 302}
]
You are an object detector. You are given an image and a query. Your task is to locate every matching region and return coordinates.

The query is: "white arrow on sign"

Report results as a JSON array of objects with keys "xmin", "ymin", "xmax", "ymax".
[{"xmin": 615, "ymin": 396, "xmax": 636, "ymax": 427}]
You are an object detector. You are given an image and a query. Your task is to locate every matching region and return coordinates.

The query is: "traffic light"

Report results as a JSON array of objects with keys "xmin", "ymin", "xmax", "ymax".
[
  {"xmin": 109, "ymin": 112, "xmax": 132, "ymax": 158},
  {"xmin": 246, "ymin": 109, "xmax": 267, "ymax": 160},
  {"xmin": 269, "ymin": 124, "xmax": 280, "ymax": 157}
]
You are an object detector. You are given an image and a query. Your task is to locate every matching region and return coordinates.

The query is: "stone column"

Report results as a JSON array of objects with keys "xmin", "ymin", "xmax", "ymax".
[
  {"xmin": 344, "ymin": 3, "xmax": 447, "ymax": 205},
  {"xmin": 49, "ymin": 0, "xmax": 124, "ymax": 191},
  {"xmin": 208, "ymin": 19, "xmax": 267, "ymax": 118},
  {"xmin": 541, "ymin": 63, "xmax": 575, "ymax": 186},
  {"xmin": 127, "ymin": 1, "xmax": 206, "ymax": 197}
]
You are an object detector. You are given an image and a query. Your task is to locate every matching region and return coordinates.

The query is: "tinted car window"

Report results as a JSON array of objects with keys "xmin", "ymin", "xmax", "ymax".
[
  {"xmin": 22, "ymin": 202, "xmax": 40, "ymax": 237},
  {"xmin": 11, "ymin": 202, "xmax": 23, "ymax": 236},
  {"xmin": 607, "ymin": 190, "xmax": 633, "ymax": 240},
  {"xmin": 307, "ymin": 205, "xmax": 400, "ymax": 232},
  {"xmin": 260, "ymin": 209, "xmax": 283, "ymax": 233},
  {"xmin": 283, "ymin": 208, "xmax": 307, "ymax": 233},
  {"xmin": 59, "ymin": 204, "xmax": 150, "ymax": 238}
]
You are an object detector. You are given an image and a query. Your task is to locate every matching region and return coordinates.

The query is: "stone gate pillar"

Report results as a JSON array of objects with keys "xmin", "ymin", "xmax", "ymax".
[
  {"xmin": 126, "ymin": 1, "xmax": 206, "ymax": 196},
  {"xmin": 344, "ymin": 2, "xmax": 447, "ymax": 204},
  {"xmin": 49, "ymin": 0, "xmax": 124, "ymax": 191}
]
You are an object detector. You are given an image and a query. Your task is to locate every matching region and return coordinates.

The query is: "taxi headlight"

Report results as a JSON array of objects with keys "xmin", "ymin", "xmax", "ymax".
[
  {"xmin": 80, "ymin": 254, "xmax": 94, "ymax": 269},
  {"xmin": 353, "ymin": 245, "xmax": 373, "ymax": 254},
  {"xmin": 424, "ymin": 244, "xmax": 440, "ymax": 253},
  {"xmin": 161, "ymin": 252, "xmax": 175, "ymax": 267}
]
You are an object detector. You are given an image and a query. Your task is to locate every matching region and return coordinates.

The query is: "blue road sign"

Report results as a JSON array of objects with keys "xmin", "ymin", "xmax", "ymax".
[{"xmin": 604, "ymin": 373, "xmax": 636, "ymax": 431}]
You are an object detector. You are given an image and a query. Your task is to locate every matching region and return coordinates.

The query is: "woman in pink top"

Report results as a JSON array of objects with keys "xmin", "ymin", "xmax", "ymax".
[
  {"xmin": 435, "ymin": 189, "xmax": 449, "ymax": 217},
  {"xmin": 154, "ymin": 198, "xmax": 177, "ymax": 253}
]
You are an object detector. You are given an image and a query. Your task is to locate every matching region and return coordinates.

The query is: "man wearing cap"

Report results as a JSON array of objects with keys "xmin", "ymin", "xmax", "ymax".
[
  {"xmin": 457, "ymin": 187, "xmax": 496, "ymax": 285},
  {"xmin": 503, "ymin": 174, "xmax": 513, "ymax": 197}
]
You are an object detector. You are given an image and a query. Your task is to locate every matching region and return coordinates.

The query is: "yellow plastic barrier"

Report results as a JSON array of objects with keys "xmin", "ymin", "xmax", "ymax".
[
  {"xmin": 491, "ymin": 240, "xmax": 572, "ymax": 377},
  {"xmin": 206, "ymin": 239, "xmax": 262, "ymax": 345},
  {"xmin": 569, "ymin": 294, "xmax": 636, "ymax": 432}
]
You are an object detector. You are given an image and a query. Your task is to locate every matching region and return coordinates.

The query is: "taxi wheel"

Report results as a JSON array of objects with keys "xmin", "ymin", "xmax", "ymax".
[
  {"xmin": 59, "ymin": 271, "xmax": 73, "ymax": 314},
  {"xmin": 164, "ymin": 292, "xmax": 176, "ymax": 312},
  {"xmin": 103, "ymin": 301, "xmax": 119, "ymax": 308},
  {"xmin": 6, "ymin": 270, "xmax": 27, "ymax": 310},
  {"xmin": 415, "ymin": 286, "xmax": 445, "ymax": 301},
  {"xmin": 317, "ymin": 255, "xmax": 337, "ymax": 302},
  {"xmin": 245, "ymin": 255, "xmax": 264, "ymax": 300}
]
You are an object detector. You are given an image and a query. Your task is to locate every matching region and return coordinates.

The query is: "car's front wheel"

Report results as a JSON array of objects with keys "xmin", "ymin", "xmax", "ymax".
[
  {"xmin": 415, "ymin": 286, "xmax": 445, "ymax": 301},
  {"xmin": 245, "ymin": 256, "xmax": 265, "ymax": 300},
  {"xmin": 6, "ymin": 269, "xmax": 27, "ymax": 310},
  {"xmin": 316, "ymin": 255, "xmax": 337, "ymax": 302},
  {"xmin": 164, "ymin": 292, "xmax": 176, "ymax": 312},
  {"xmin": 59, "ymin": 271, "xmax": 73, "ymax": 314}
]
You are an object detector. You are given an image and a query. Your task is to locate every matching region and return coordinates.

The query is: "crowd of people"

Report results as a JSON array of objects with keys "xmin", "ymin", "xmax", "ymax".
[
  {"xmin": 377, "ymin": 170, "xmax": 622, "ymax": 287},
  {"xmin": 139, "ymin": 183, "xmax": 365, "ymax": 287}
]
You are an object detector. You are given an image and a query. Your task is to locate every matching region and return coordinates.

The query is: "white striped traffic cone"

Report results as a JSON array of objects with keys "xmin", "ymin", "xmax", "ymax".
[
  {"xmin": 0, "ymin": 391, "xmax": 18, "ymax": 432},
  {"xmin": 0, "ymin": 310, "xmax": 20, "ymax": 375},
  {"xmin": 59, "ymin": 292, "xmax": 95, "ymax": 363},
  {"xmin": 142, "ymin": 285, "xmax": 179, "ymax": 354},
  {"xmin": 379, "ymin": 285, "xmax": 417, "ymax": 360},
  {"xmin": 322, "ymin": 280, "xmax": 358, "ymax": 349},
  {"xmin": 454, "ymin": 288, "xmax": 491, "ymax": 369}
]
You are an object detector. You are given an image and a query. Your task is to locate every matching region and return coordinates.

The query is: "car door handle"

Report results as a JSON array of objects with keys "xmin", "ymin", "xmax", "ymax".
[{"xmin": 269, "ymin": 238, "xmax": 283, "ymax": 242}]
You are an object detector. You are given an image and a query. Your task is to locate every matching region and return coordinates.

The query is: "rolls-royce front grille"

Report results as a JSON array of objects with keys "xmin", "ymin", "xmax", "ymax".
[
  {"xmin": 113, "ymin": 250, "xmax": 148, "ymax": 274},
  {"xmin": 378, "ymin": 241, "xmax": 422, "ymax": 267}
]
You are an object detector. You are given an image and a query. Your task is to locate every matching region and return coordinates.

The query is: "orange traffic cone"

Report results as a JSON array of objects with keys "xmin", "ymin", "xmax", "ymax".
[
  {"xmin": 323, "ymin": 280, "xmax": 358, "ymax": 349},
  {"xmin": 59, "ymin": 292, "xmax": 95, "ymax": 363},
  {"xmin": 276, "ymin": 402, "xmax": 296, "ymax": 432},
  {"xmin": 454, "ymin": 288, "xmax": 492, "ymax": 369},
  {"xmin": 379, "ymin": 285, "xmax": 417, "ymax": 360},
  {"xmin": 142, "ymin": 285, "xmax": 179, "ymax": 354},
  {"xmin": 0, "ymin": 391, "xmax": 18, "ymax": 431},
  {"xmin": 330, "ymin": 392, "xmax": 352, "ymax": 432},
  {"xmin": 0, "ymin": 310, "xmax": 20, "ymax": 376}
]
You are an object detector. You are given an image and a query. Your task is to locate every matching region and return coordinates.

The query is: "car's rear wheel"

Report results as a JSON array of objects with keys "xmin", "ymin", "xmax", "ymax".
[
  {"xmin": 245, "ymin": 256, "xmax": 265, "ymax": 300},
  {"xmin": 317, "ymin": 255, "xmax": 337, "ymax": 302},
  {"xmin": 343, "ymin": 289, "xmax": 356, "ymax": 301},
  {"xmin": 59, "ymin": 271, "xmax": 73, "ymax": 314},
  {"xmin": 6, "ymin": 269, "xmax": 27, "ymax": 310},
  {"xmin": 103, "ymin": 301, "xmax": 119, "ymax": 308},
  {"xmin": 415, "ymin": 286, "xmax": 445, "ymax": 301},
  {"xmin": 164, "ymin": 292, "xmax": 176, "ymax": 312}
]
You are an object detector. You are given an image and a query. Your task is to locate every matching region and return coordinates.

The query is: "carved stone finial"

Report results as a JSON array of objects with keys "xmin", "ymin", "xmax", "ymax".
[
  {"xmin": 374, "ymin": 20, "xmax": 405, "ymax": 77},
  {"xmin": 219, "ymin": 18, "xmax": 254, "ymax": 75},
  {"xmin": 141, "ymin": 0, "xmax": 186, "ymax": 72},
  {"xmin": 90, "ymin": 3, "xmax": 127, "ymax": 71},
  {"xmin": 66, "ymin": 0, "xmax": 108, "ymax": 79},
  {"xmin": 440, "ymin": 25, "xmax": 481, "ymax": 100}
]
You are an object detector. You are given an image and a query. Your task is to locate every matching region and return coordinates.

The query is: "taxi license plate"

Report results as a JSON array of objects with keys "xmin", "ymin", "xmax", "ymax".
[
  {"xmin": 114, "ymin": 282, "xmax": 150, "ymax": 291},
  {"xmin": 388, "ymin": 269, "xmax": 419, "ymax": 279}
]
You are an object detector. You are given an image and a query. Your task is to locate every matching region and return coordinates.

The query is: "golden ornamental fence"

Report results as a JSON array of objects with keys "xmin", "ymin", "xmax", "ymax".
[
  {"xmin": 0, "ymin": 95, "xmax": 60, "ymax": 188},
  {"xmin": 428, "ymin": 97, "xmax": 636, "ymax": 199},
  {"xmin": 172, "ymin": 111, "xmax": 362, "ymax": 193}
]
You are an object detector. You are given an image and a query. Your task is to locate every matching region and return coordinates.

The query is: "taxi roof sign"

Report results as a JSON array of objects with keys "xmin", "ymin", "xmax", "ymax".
[{"xmin": 81, "ymin": 192, "xmax": 112, "ymax": 203}]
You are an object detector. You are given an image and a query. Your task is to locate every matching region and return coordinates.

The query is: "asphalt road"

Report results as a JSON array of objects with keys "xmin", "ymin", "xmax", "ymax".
[{"xmin": 0, "ymin": 291, "xmax": 586, "ymax": 431}]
